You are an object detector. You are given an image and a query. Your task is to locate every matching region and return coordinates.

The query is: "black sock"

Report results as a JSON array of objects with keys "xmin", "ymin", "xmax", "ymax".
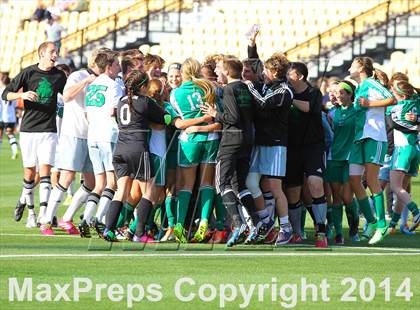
[
  {"xmin": 222, "ymin": 190, "xmax": 242, "ymax": 228},
  {"xmin": 135, "ymin": 198, "xmax": 153, "ymax": 237},
  {"xmin": 106, "ymin": 200, "xmax": 123, "ymax": 231},
  {"xmin": 239, "ymin": 191, "xmax": 260, "ymax": 226},
  {"xmin": 305, "ymin": 205, "xmax": 316, "ymax": 225}
]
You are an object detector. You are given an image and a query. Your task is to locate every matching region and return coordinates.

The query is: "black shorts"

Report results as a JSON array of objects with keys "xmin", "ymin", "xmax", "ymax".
[
  {"xmin": 285, "ymin": 144, "xmax": 326, "ymax": 187},
  {"xmin": 0, "ymin": 122, "xmax": 15, "ymax": 130},
  {"xmin": 113, "ymin": 151, "xmax": 153, "ymax": 181}
]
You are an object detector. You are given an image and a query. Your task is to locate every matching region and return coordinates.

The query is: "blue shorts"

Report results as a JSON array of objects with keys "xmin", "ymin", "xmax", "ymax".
[
  {"xmin": 378, "ymin": 154, "xmax": 392, "ymax": 182},
  {"xmin": 57, "ymin": 135, "xmax": 93, "ymax": 173},
  {"xmin": 88, "ymin": 141, "xmax": 116, "ymax": 175},
  {"xmin": 249, "ymin": 145, "xmax": 287, "ymax": 177}
]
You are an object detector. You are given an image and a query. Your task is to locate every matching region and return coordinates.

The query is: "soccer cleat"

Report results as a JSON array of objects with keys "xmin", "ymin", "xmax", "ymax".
[
  {"xmin": 103, "ymin": 229, "xmax": 118, "ymax": 242},
  {"xmin": 125, "ymin": 229, "xmax": 134, "ymax": 241},
  {"xmin": 264, "ymin": 228, "xmax": 278, "ymax": 244},
  {"xmin": 40, "ymin": 223, "xmax": 54, "ymax": 235},
  {"xmin": 257, "ymin": 219, "xmax": 275, "ymax": 242},
  {"xmin": 58, "ymin": 220, "xmax": 79, "ymax": 235},
  {"xmin": 14, "ymin": 201, "xmax": 26, "ymax": 222},
  {"xmin": 133, "ymin": 234, "xmax": 155, "ymax": 243},
  {"xmin": 174, "ymin": 223, "xmax": 187, "ymax": 243},
  {"xmin": 78, "ymin": 220, "xmax": 91, "ymax": 238},
  {"xmin": 62, "ymin": 195, "xmax": 73, "ymax": 206},
  {"xmin": 161, "ymin": 227, "xmax": 175, "ymax": 242},
  {"xmin": 226, "ymin": 224, "xmax": 247, "ymax": 247},
  {"xmin": 288, "ymin": 233, "xmax": 303, "ymax": 244},
  {"xmin": 25, "ymin": 214, "xmax": 37, "ymax": 228},
  {"xmin": 193, "ymin": 220, "xmax": 209, "ymax": 242},
  {"xmin": 351, "ymin": 234, "xmax": 360, "ymax": 242},
  {"xmin": 275, "ymin": 226, "xmax": 293, "ymax": 246},
  {"xmin": 208, "ymin": 229, "xmax": 227, "ymax": 244},
  {"xmin": 400, "ymin": 224, "xmax": 416, "ymax": 236},
  {"xmin": 409, "ymin": 213, "xmax": 420, "ymax": 232},
  {"xmin": 244, "ymin": 226, "xmax": 258, "ymax": 244},
  {"xmin": 335, "ymin": 234, "xmax": 344, "ymax": 245},
  {"xmin": 368, "ymin": 226, "xmax": 390, "ymax": 245},
  {"xmin": 360, "ymin": 222, "xmax": 377, "ymax": 241},
  {"xmin": 326, "ymin": 224, "xmax": 334, "ymax": 240},
  {"xmin": 315, "ymin": 232, "xmax": 328, "ymax": 248},
  {"xmin": 301, "ymin": 231, "xmax": 308, "ymax": 240},
  {"xmin": 92, "ymin": 217, "xmax": 106, "ymax": 238}
]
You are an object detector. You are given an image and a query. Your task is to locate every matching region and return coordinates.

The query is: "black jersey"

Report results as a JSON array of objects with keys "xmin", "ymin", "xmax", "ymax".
[
  {"xmin": 116, "ymin": 95, "xmax": 166, "ymax": 152},
  {"xmin": 215, "ymin": 80, "xmax": 255, "ymax": 147},
  {"xmin": 1, "ymin": 64, "xmax": 66, "ymax": 132},
  {"xmin": 288, "ymin": 85, "xmax": 324, "ymax": 147},
  {"xmin": 248, "ymin": 79, "xmax": 293, "ymax": 146}
]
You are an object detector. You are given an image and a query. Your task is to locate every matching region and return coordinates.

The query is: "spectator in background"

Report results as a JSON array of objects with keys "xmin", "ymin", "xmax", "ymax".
[
  {"xmin": 46, "ymin": 9, "xmax": 66, "ymax": 54},
  {"xmin": 32, "ymin": 0, "xmax": 51, "ymax": 22}
]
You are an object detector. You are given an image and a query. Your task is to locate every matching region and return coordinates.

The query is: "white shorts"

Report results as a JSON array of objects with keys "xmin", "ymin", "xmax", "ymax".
[
  {"xmin": 57, "ymin": 135, "xmax": 93, "ymax": 173},
  {"xmin": 249, "ymin": 145, "xmax": 287, "ymax": 177},
  {"xmin": 88, "ymin": 141, "xmax": 116, "ymax": 175},
  {"xmin": 20, "ymin": 132, "xmax": 58, "ymax": 168}
]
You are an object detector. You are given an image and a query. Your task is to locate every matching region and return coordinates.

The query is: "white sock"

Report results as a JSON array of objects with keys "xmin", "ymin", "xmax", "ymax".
[
  {"xmin": 280, "ymin": 215, "xmax": 291, "ymax": 232},
  {"xmin": 401, "ymin": 206, "xmax": 409, "ymax": 226},
  {"xmin": 257, "ymin": 208, "xmax": 270, "ymax": 224},
  {"xmin": 8, "ymin": 135, "xmax": 18, "ymax": 156},
  {"xmin": 62, "ymin": 184, "xmax": 91, "ymax": 222},
  {"xmin": 21, "ymin": 179, "xmax": 35, "ymax": 206},
  {"xmin": 39, "ymin": 176, "xmax": 51, "ymax": 219},
  {"xmin": 95, "ymin": 188, "xmax": 115, "ymax": 223},
  {"xmin": 67, "ymin": 180, "xmax": 75, "ymax": 196},
  {"xmin": 42, "ymin": 184, "xmax": 67, "ymax": 224},
  {"xmin": 83, "ymin": 192, "xmax": 101, "ymax": 224}
]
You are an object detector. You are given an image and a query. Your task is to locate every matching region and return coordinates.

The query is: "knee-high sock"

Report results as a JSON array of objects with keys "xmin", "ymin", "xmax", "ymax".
[
  {"xmin": 83, "ymin": 192, "xmax": 100, "ymax": 224},
  {"xmin": 263, "ymin": 191, "xmax": 275, "ymax": 220},
  {"xmin": 7, "ymin": 134, "xmax": 18, "ymax": 156},
  {"xmin": 39, "ymin": 176, "xmax": 51, "ymax": 219},
  {"xmin": 389, "ymin": 212, "xmax": 401, "ymax": 228},
  {"xmin": 401, "ymin": 205, "xmax": 409, "ymax": 225},
  {"xmin": 238, "ymin": 189, "xmax": 260, "ymax": 226},
  {"xmin": 62, "ymin": 184, "xmax": 91, "ymax": 222},
  {"xmin": 116, "ymin": 202, "xmax": 135, "ymax": 228},
  {"xmin": 357, "ymin": 197, "xmax": 376, "ymax": 224},
  {"xmin": 222, "ymin": 190, "xmax": 242, "ymax": 228},
  {"xmin": 300, "ymin": 206, "xmax": 307, "ymax": 233},
  {"xmin": 95, "ymin": 188, "xmax": 115, "ymax": 223},
  {"xmin": 176, "ymin": 190, "xmax": 192, "ymax": 226},
  {"xmin": 20, "ymin": 179, "xmax": 35, "ymax": 215},
  {"xmin": 135, "ymin": 198, "xmax": 153, "ymax": 237},
  {"xmin": 332, "ymin": 204, "xmax": 343, "ymax": 236},
  {"xmin": 288, "ymin": 202, "xmax": 302, "ymax": 236},
  {"xmin": 345, "ymin": 199, "xmax": 359, "ymax": 236},
  {"xmin": 164, "ymin": 196, "xmax": 177, "ymax": 228},
  {"xmin": 406, "ymin": 201, "xmax": 419, "ymax": 216},
  {"xmin": 312, "ymin": 195, "xmax": 327, "ymax": 233},
  {"xmin": 199, "ymin": 186, "xmax": 215, "ymax": 222},
  {"xmin": 42, "ymin": 183, "xmax": 67, "ymax": 224},
  {"xmin": 214, "ymin": 194, "xmax": 226, "ymax": 231},
  {"xmin": 373, "ymin": 192, "xmax": 386, "ymax": 228},
  {"xmin": 106, "ymin": 200, "xmax": 123, "ymax": 231},
  {"xmin": 158, "ymin": 203, "xmax": 166, "ymax": 228}
]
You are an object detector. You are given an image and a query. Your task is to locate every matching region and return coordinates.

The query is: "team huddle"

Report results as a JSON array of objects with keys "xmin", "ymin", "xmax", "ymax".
[{"xmin": 2, "ymin": 29, "xmax": 419, "ymax": 248}]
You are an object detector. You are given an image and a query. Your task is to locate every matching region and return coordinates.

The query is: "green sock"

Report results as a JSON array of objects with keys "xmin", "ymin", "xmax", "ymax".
[
  {"xmin": 165, "ymin": 196, "xmax": 177, "ymax": 228},
  {"xmin": 346, "ymin": 199, "xmax": 359, "ymax": 219},
  {"xmin": 177, "ymin": 190, "xmax": 192, "ymax": 226},
  {"xmin": 327, "ymin": 205, "xmax": 333, "ymax": 226},
  {"xmin": 116, "ymin": 202, "xmax": 134, "ymax": 228},
  {"xmin": 301, "ymin": 207, "xmax": 307, "ymax": 233},
  {"xmin": 406, "ymin": 201, "xmax": 419, "ymax": 216},
  {"xmin": 373, "ymin": 192, "xmax": 386, "ymax": 228},
  {"xmin": 199, "ymin": 186, "xmax": 215, "ymax": 222},
  {"xmin": 332, "ymin": 204, "xmax": 343, "ymax": 236},
  {"xmin": 389, "ymin": 212, "xmax": 401, "ymax": 228},
  {"xmin": 157, "ymin": 203, "xmax": 165, "ymax": 227},
  {"xmin": 358, "ymin": 197, "xmax": 376, "ymax": 224},
  {"xmin": 129, "ymin": 216, "xmax": 138, "ymax": 234},
  {"xmin": 214, "ymin": 194, "xmax": 225, "ymax": 231}
]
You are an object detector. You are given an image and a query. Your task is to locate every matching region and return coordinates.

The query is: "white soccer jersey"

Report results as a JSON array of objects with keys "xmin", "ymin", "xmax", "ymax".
[
  {"xmin": 60, "ymin": 70, "xmax": 91, "ymax": 139},
  {"xmin": 86, "ymin": 74, "xmax": 123, "ymax": 143},
  {"xmin": 1, "ymin": 98, "xmax": 17, "ymax": 123},
  {"xmin": 150, "ymin": 128, "xmax": 166, "ymax": 158}
]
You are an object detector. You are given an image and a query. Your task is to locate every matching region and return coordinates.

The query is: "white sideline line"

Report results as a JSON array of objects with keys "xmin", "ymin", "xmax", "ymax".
[{"xmin": 0, "ymin": 252, "xmax": 419, "ymax": 259}]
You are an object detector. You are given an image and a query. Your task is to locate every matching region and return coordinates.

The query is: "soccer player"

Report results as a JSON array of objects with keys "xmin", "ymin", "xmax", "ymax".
[
  {"xmin": 170, "ymin": 58, "xmax": 221, "ymax": 243},
  {"xmin": 201, "ymin": 56, "xmax": 258, "ymax": 247},
  {"xmin": 38, "ymin": 49, "xmax": 102, "ymax": 235},
  {"xmin": 0, "ymin": 72, "xmax": 19, "ymax": 160},
  {"xmin": 103, "ymin": 70, "xmax": 169, "ymax": 242},
  {"xmin": 388, "ymin": 81, "xmax": 420, "ymax": 232},
  {"xmin": 78, "ymin": 50, "xmax": 123, "ymax": 237},
  {"xmin": 348, "ymin": 56, "xmax": 395, "ymax": 244},
  {"xmin": 325, "ymin": 80, "xmax": 360, "ymax": 244},
  {"xmin": 245, "ymin": 53, "xmax": 293, "ymax": 245},
  {"xmin": 143, "ymin": 54, "xmax": 165, "ymax": 79},
  {"xmin": 2, "ymin": 41, "xmax": 67, "ymax": 228}
]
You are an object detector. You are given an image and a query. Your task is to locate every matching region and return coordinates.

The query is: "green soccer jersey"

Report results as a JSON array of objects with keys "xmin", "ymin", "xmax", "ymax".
[
  {"xmin": 329, "ymin": 105, "xmax": 357, "ymax": 161},
  {"xmin": 390, "ymin": 98, "xmax": 419, "ymax": 146},
  {"xmin": 353, "ymin": 77, "xmax": 393, "ymax": 142},
  {"xmin": 170, "ymin": 81, "xmax": 218, "ymax": 142}
]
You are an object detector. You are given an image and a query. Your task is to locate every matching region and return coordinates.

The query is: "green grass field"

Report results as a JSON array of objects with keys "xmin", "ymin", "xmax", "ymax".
[{"xmin": 0, "ymin": 136, "xmax": 419, "ymax": 309}]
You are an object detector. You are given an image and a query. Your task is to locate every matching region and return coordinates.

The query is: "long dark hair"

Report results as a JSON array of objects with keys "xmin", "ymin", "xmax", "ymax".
[{"xmin": 124, "ymin": 70, "xmax": 149, "ymax": 111}]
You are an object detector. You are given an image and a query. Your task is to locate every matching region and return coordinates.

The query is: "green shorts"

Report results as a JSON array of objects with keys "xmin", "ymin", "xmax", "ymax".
[
  {"xmin": 150, "ymin": 153, "xmax": 166, "ymax": 186},
  {"xmin": 391, "ymin": 144, "xmax": 420, "ymax": 175},
  {"xmin": 349, "ymin": 138, "xmax": 387, "ymax": 166},
  {"xmin": 324, "ymin": 160, "xmax": 349, "ymax": 183},
  {"xmin": 178, "ymin": 140, "xmax": 219, "ymax": 167}
]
